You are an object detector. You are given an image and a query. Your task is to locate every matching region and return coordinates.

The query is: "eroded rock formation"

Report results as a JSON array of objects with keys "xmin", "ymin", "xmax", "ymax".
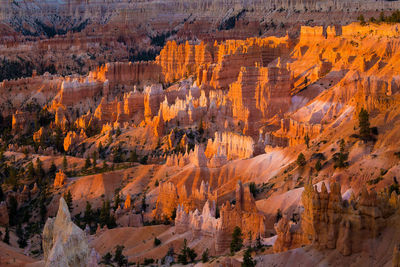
[
  {"xmin": 43, "ymin": 197, "xmax": 92, "ymax": 267},
  {"xmin": 54, "ymin": 170, "xmax": 67, "ymax": 188},
  {"xmin": 274, "ymin": 181, "xmax": 396, "ymax": 256}
]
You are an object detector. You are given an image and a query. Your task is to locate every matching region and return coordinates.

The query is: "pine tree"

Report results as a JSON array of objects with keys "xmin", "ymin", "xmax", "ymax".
[
  {"xmin": 49, "ymin": 161, "xmax": 57, "ymax": 179},
  {"xmin": 248, "ymin": 182, "xmax": 257, "ymax": 198},
  {"xmin": 92, "ymin": 151, "xmax": 98, "ymax": 168},
  {"xmin": 84, "ymin": 156, "xmax": 91, "ymax": 170},
  {"xmin": 27, "ymin": 161, "xmax": 35, "ymax": 179},
  {"xmin": 358, "ymin": 108, "xmax": 371, "ymax": 141},
  {"xmin": 63, "ymin": 155, "xmax": 68, "ymax": 171},
  {"xmin": 230, "ymin": 226, "xmax": 243, "ymax": 254},
  {"xmin": 154, "ymin": 237, "xmax": 161, "ymax": 247},
  {"xmin": 3, "ymin": 226, "xmax": 9, "ymax": 244},
  {"xmin": 112, "ymin": 145, "xmax": 123, "ymax": 163},
  {"xmin": 129, "ymin": 150, "xmax": 138, "ymax": 163},
  {"xmin": 334, "ymin": 139, "xmax": 348, "ymax": 168},
  {"xmin": 114, "ymin": 194, "xmax": 121, "ymax": 211},
  {"xmin": 102, "ymin": 161, "xmax": 108, "ymax": 170},
  {"xmin": 84, "ymin": 201, "xmax": 93, "ymax": 226},
  {"xmin": 276, "ymin": 209, "xmax": 282, "ymax": 223},
  {"xmin": 16, "ymin": 224, "xmax": 27, "ymax": 248},
  {"xmin": 35, "ymin": 158, "xmax": 45, "ymax": 181},
  {"xmin": 141, "ymin": 193, "xmax": 147, "ymax": 212},
  {"xmin": 202, "ymin": 248, "xmax": 209, "ymax": 263},
  {"xmin": 178, "ymin": 242, "xmax": 188, "ymax": 264},
  {"xmin": 315, "ymin": 159, "xmax": 322, "ymax": 172},
  {"xmin": 114, "ymin": 245, "xmax": 128, "ymax": 267},
  {"xmin": 101, "ymin": 252, "xmax": 112, "ymax": 265},
  {"xmin": 98, "ymin": 142, "xmax": 104, "ymax": 159},
  {"xmin": 100, "ymin": 200, "xmax": 111, "ymax": 227},
  {"xmin": 116, "ymin": 127, "xmax": 121, "ymax": 137},
  {"xmin": 304, "ymin": 133, "xmax": 310, "ymax": 148},
  {"xmin": 64, "ymin": 191, "xmax": 73, "ymax": 212},
  {"xmin": 296, "ymin": 153, "xmax": 306, "ymax": 167},
  {"xmin": 198, "ymin": 117, "xmax": 204, "ymax": 135},
  {"xmin": 39, "ymin": 194, "xmax": 47, "ymax": 224},
  {"xmin": 8, "ymin": 195, "xmax": 18, "ymax": 226},
  {"xmin": 242, "ymin": 248, "xmax": 256, "ymax": 267}
]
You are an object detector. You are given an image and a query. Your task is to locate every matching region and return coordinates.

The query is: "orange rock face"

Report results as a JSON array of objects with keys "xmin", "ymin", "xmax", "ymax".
[
  {"xmin": 54, "ymin": 170, "xmax": 67, "ymax": 188},
  {"xmin": 64, "ymin": 130, "xmax": 87, "ymax": 152},
  {"xmin": 215, "ymin": 181, "xmax": 265, "ymax": 253},
  {"xmin": 274, "ymin": 181, "xmax": 397, "ymax": 256}
]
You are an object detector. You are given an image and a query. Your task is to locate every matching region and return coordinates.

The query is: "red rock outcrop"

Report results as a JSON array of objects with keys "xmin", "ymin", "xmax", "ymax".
[
  {"xmin": 205, "ymin": 132, "xmax": 254, "ymax": 160},
  {"xmin": 215, "ymin": 181, "xmax": 265, "ymax": 253},
  {"xmin": 64, "ymin": 130, "xmax": 87, "ymax": 152},
  {"xmin": 54, "ymin": 170, "xmax": 67, "ymax": 188},
  {"xmin": 56, "ymin": 77, "xmax": 103, "ymax": 107},
  {"xmin": 12, "ymin": 111, "xmax": 35, "ymax": 134},
  {"xmin": 102, "ymin": 62, "xmax": 164, "ymax": 89},
  {"xmin": 274, "ymin": 181, "xmax": 396, "ymax": 256},
  {"xmin": 153, "ymin": 180, "xmax": 218, "ymax": 220},
  {"xmin": 124, "ymin": 194, "xmax": 132, "ymax": 210}
]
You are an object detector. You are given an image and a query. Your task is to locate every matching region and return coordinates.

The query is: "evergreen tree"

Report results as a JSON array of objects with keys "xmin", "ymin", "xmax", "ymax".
[
  {"xmin": 63, "ymin": 155, "xmax": 68, "ymax": 171},
  {"xmin": 248, "ymin": 182, "xmax": 257, "ymax": 198},
  {"xmin": 230, "ymin": 226, "xmax": 243, "ymax": 254},
  {"xmin": 113, "ymin": 145, "xmax": 123, "ymax": 163},
  {"xmin": 49, "ymin": 161, "xmax": 57, "ymax": 179},
  {"xmin": 101, "ymin": 252, "xmax": 112, "ymax": 265},
  {"xmin": 276, "ymin": 209, "xmax": 282, "ymax": 223},
  {"xmin": 198, "ymin": 117, "xmax": 204, "ymax": 135},
  {"xmin": 98, "ymin": 142, "xmax": 104, "ymax": 159},
  {"xmin": 296, "ymin": 153, "xmax": 306, "ymax": 167},
  {"xmin": 242, "ymin": 248, "xmax": 256, "ymax": 267},
  {"xmin": 84, "ymin": 156, "xmax": 91, "ymax": 170},
  {"xmin": 8, "ymin": 195, "xmax": 18, "ymax": 226},
  {"xmin": 92, "ymin": 151, "xmax": 98, "ymax": 168},
  {"xmin": 99, "ymin": 200, "xmax": 116, "ymax": 228},
  {"xmin": 102, "ymin": 161, "xmax": 108, "ymax": 170},
  {"xmin": 129, "ymin": 150, "xmax": 138, "ymax": 163},
  {"xmin": 141, "ymin": 193, "xmax": 147, "ymax": 212},
  {"xmin": 202, "ymin": 248, "xmax": 209, "ymax": 263},
  {"xmin": 114, "ymin": 193, "xmax": 121, "ymax": 211},
  {"xmin": 315, "ymin": 159, "xmax": 322, "ymax": 172},
  {"xmin": 154, "ymin": 237, "xmax": 161, "ymax": 247},
  {"xmin": 84, "ymin": 201, "xmax": 93, "ymax": 226},
  {"xmin": 358, "ymin": 108, "xmax": 371, "ymax": 141},
  {"xmin": 178, "ymin": 239, "xmax": 197, "ymax": 264},
  {"xmin": 35, "ymin": 158, "xmax": 45, "ymax": 181},
  {"xmin": 114, "ymin": 245, "xmax": 128, "ymax": 267},
  {"xmin": 116, "ymin": 127, "xmax": 121, "ymax": 137},
  {"xmin": 27, "ymin": 161, "xmax": 35, "ymax": 179},
  {"xmin": 39, "ymin": 188, "xmax": 48, "ymax": 224},
  {"xmin": 333, "ymin": 139, "xmax": 348, "ymax": 168},
  {"xmin": 304, "ymin": 133, "xmax": 310, "ymax": 148},
  {"xmin": 16, "ymin": 224, "xmax": 27, "ymax": 248},
  {"xmin": 3, "ymin": 226, "xmax": 9, "ymax": 244},
  {"xmin": 357, "ymin": 14, "xmax": 366, "ymax": 25},
  {"xmin": 64, "ymin": 190, "xmax": 73, "ymax": 212}
]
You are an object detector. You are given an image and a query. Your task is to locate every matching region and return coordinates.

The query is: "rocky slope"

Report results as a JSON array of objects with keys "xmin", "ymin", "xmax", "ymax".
[{"xmin": 2, "ymin": 17, "xmax": 400, "ymax": 266}]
